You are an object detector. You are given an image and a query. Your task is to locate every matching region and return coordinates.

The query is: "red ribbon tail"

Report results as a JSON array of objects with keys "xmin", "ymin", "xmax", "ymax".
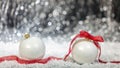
[
  {"xmin": 93, "ymin": 36, "xmax": 104, "ymax": 42},
  {"xmin": 94, "ymin": 41, "xmax": 120, "ymax": 64},
  {"xmin": 64, "ymin": 34, "xmax": 80, "ymax": 60}
]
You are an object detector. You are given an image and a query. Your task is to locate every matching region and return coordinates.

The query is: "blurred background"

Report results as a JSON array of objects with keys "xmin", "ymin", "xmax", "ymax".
[{"xmin": 0, "ymin": 0, "xmax": 120, "ymax": 42}]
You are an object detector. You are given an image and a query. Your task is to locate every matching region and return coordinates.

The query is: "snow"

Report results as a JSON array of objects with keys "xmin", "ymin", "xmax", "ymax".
[{"xmin": 0, "ymin": 39, "xmax": 120, "ymax": 68}]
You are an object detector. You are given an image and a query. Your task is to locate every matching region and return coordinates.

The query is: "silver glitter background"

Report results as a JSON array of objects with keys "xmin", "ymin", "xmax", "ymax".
[{"xmin": 0, "ymin": 0, "xmax": 120, "ymax": 42}]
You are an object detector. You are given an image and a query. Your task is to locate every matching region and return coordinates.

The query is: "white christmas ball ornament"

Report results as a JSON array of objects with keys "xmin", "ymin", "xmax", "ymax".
[
  {"xmin": 19, "ymin": 34, "xmax": 45, "ymax": 60},
  {"xmin": 71, "ymin": 39, "xmax": 98, "ymax": 64}
]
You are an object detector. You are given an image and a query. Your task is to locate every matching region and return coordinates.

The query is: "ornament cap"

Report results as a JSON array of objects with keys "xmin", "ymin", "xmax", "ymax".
[{"xmin": 24, "ymin": 33, "xmax": 30, "ymax": 39}]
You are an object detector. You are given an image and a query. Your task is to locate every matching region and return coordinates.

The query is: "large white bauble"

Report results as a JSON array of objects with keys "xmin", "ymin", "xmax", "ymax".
[
  {"xmin": 19, "ymin": 37, "xmax": 45, "ymax": 60},
  {"xmin": 71, "ymin": 39, "xmax": 98, "ymax": 64}
]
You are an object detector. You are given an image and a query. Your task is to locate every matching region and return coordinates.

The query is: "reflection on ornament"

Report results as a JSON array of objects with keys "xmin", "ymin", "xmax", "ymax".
[
  {"xmin": 71, "ymin": 39, "xmax": 98, "ymax": 64},
  {"xmin": 19, "ymin": 34, "xmax": 45, "ymax": 60}
]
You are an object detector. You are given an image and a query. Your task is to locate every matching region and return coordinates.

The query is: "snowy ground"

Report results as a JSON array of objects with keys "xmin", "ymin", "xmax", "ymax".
[{"xmin": 0, "ymin": 38, "xmax": 120, "ymax": 68}]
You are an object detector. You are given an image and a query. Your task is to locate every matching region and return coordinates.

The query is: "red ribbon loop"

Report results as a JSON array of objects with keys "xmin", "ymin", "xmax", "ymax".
[{"xmin": 79, "ymin": 30, "xmax": 104, "ymax": 42}]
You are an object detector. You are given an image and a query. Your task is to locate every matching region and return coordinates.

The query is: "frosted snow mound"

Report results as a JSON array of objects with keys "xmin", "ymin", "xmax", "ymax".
[{"xmin": 0, "ymin": 60, "xmax": 120, "ymax": 68}]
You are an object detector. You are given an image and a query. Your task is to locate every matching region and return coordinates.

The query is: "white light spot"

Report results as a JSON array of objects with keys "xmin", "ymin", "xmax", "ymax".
[
  {"xmin": 17, "ymin": 32, "xmax": 21, "ymax": 37},
  {"xmin": 48, "ymin": 22, "xmax": 52, "ymax": 26},
  {"xmin": 103, "ymin": 6, "xmax": 107, "ymax": 11},
  {"xmin": 40, "ymin": 13, "xmax": 46, "ymax": 19},
  {"xmin": 45, "ymin": 2, "xmax": 49, "ymax": 6},
  {"xmin": 53, "ymin": 10, "xmax": 59, "ymax": 17},
  {"xmin": 20, "ymin": 6, "xmax": 24, "ymax": 10},
  {"xmin": 102, "ymin": 18, "xmax": 107, "ymax": 22},
  {"xmin": 31, "ymin": 2, "xmax": 35, "ymax": 6},
  {"xmin": 15, "ymin": 12, "xmax": 18, "ymax": 15},
  {"xmin": 35, "ymin": 0, "xmax": 40, "ymax": 4},
  {"xmin": 56, "ymin": 27, "xmax": 60, "ymax": 30},
  {"xmin": 63, "ymin": 11, "xmax": 67, "ymax": 15},
  {"xmin": 78, "ymin": 21, "xmax": 83, "ymax": 25},
  {"xmin": 1, "ymin": 18, "xmax": 4, "ymax": 21}
]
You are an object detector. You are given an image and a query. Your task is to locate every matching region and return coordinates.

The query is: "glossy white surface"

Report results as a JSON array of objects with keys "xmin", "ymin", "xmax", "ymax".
[
  {"xmin": 71, "ymin": 40, "xmax": 98, "ymax": 64},
  {"xmin": 19, "ymin": 37, "xmax": 45, "ymax": 60}
]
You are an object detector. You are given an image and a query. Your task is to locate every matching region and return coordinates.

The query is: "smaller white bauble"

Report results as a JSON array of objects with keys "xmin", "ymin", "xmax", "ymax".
[
  {"xmin": 19, "ymin": 37, "xmax": 45, "ymax": 60},
  {"xmin": 71, "ymin": 39, "xmax": 98, "ymax": 64}
]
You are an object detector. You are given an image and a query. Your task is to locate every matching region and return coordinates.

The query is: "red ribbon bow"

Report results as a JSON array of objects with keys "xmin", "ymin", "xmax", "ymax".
[{"xmin": 79, "ymin": 30, "xmax": 104, "ymax": 42}]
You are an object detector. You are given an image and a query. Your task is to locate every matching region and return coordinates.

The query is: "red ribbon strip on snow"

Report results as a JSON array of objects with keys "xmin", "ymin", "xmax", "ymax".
[
  {"xmin": 0, "ymin": 55, "xmax": 62, "ymax": 64},
  {"xmin": 64, "ymin": 30, "xmax": 120, "ymax": 64}
]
